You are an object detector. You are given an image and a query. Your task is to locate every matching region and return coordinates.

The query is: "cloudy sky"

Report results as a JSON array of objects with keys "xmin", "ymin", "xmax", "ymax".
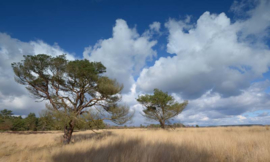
[{"xmin": 1, "ymin": 0, "xmax": 270, "ymax": 126}]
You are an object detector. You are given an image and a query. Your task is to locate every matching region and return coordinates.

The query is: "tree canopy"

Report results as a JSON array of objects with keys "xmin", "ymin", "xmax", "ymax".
[
  {"xmin": 12, "ymin": 54, "xmax": 133, "ymax": 143},
  {"xmin": 137, "ymin": 89, "xmax": 188, "ymax": 128},
  {"xmin": 0, "ymin": 109, "xmax": 13, "ymax": 119}
]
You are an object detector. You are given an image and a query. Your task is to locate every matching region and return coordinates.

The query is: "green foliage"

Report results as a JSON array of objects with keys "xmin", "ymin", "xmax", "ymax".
[
  {"xmin": 0, "ymin": 109, "xmax": 13, "ymax": 119},
  {"xmin": 0, "ymin": 109, "xmax": 25, "ymax": 131},
  {"xmin": 38, "ymin": 107, "xmax": 106, "ymax": 130},
  {"xmin": 0, "ymin": 108, "xmax": 108, "ymax": 131},
  {"xmin": 11, "ymin": 54, "xmax": 133, "ymax": 135},
  {"xmin": 0, "ymin": 109, "xmax": 15, "ymax": 130},
  {"xmin": 24, "ymin": 113, "xmax": 38, "ymax": 131},
  {"xmin": 107, "ymin": 104, "xmax": 134, "ymax": 125},
  {"xmin": 148, "ymin": 124, "xmax": 161, "ymax": 128},
  {"xmin": 83, "ymin": 118, "xmax": 106, "ymax": 130},
  {"xmin": 173, "ymin": 123, "xmax": 185, "ymax": 127},
  {"xmin": 38, "ymin": 109, "xmax": 58, "ymax": 130},
  {"xmin": 0, "ymin": 119, "xmax": 13, "ymax": 130},
  {"xmin": 137, "ymin": 89, "xmax": 188, "ymax": 128},
  {"xmin": 97, "ymin": 77, "xmax": 123, "ymax": 97},
  {"xmin": 11, "ymin": 116, "xmax": 26, "ymax": 131}
]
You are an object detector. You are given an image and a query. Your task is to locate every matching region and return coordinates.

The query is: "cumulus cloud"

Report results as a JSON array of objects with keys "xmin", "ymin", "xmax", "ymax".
[
  {"xmin": 137, "ymin": 0, "xmax": 270, "ymax": 99},
  {"xmin": 232, "ymin": 0, "xmax": 270, "ymax": 39},
  {"xmin": 83, "ymin": 19, "xmax": 158, "ymax": 93},
  {"xmin": 173, "ymin": 81, "xmax": 270, "ymax": 125},
  {"xmin": 0, "ymin": 93, "xmax": 45, "ymax": 116},
  {"xmin": 120, "ymin": 84, "xmax": 151, "ymax": 126},
  {"xmin": 149, "ymin": 22, "xmax": 161, "ymax": 33},
  {"xmin": 0, "ymin": 33, "xmax": 75, "ymax": 116}
]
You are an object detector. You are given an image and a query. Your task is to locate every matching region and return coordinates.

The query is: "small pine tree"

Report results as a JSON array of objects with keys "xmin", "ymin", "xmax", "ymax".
[{"xmin": 137, "ymin": 89, "xmax": 188, "ymax": 129}]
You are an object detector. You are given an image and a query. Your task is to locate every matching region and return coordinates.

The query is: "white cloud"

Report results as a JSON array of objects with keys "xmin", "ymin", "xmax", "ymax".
[
  {"xmin": 232, "ymin": 0, "xmax": 270, "ymax": 39},
  {"xmin": 237, "ymin": 115, "xmax": 247, "ymax": 120},
  {"xmin": 120, "ymin": 84, "xmax": 148, "ymax": 125},
  {"xmin": 83, "ymin": 19, "xmax": 158, "ymax": 93},
  {"xmin": 0, "ymin": 94, "xmax": 45, "ymax": 115},
  {"xmin": 174, "ymin": 81, "xmax": 270, "ymax": 125},
  {"xmin": 149, "ymin": 22, "xmax": 161, "ymax": 33},
  {"xmin": 137, "ymin": 1, "xmax": 270, "ymax": 99},
  {"xmin": 30, "ymin": 41, "xmax": 75, "ymax": 60},
  {"xmin": 0, "ymin": 33, "xmax": 75, "ymax": 116}
]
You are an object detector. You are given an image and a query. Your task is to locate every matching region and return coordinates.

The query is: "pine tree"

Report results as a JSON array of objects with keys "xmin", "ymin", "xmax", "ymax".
[
  {"xmin": 12, "ymin": 54, "xmax": 133, "ymax": 144},
  {"xmin": 137, "ymin": 89, "xmax": 188, "ymax": 129}
]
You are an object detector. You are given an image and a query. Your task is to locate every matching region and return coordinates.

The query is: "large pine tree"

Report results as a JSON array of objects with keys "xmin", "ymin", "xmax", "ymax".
[{"xmin": 12, "ymin": 54, "xmax": 132, "ymax": 144}]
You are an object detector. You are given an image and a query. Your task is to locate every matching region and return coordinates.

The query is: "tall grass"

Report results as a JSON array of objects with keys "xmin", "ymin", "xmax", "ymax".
[{"xmin": 0, "ymin": 127, "xmax": 269, "ymax": 162}]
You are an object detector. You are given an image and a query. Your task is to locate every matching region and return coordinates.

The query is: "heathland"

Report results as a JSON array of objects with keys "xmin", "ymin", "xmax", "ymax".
[{"xmin": 0, "ymin": 126, "xmax": 269, "ymax": 162}]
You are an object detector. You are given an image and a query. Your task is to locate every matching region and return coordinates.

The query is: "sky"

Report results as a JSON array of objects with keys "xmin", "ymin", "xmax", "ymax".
[{"xmin": 0, "ymin": 0, "xmax": 270, "ymax": 126}]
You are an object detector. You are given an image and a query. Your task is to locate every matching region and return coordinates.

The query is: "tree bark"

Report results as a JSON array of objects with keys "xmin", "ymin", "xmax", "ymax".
[
  {"xmin": 63, "ymin": 120, "xmax": 74, "ymax": 144},
  {"xmin": 159, "ymin": 120, "xmax": 165, "ymax": 129}
]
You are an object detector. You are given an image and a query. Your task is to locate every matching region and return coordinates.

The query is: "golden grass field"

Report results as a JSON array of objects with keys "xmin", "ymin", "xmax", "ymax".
[{"xmin": 0, "ymin": 127, "xmax": 270, "ymax": 162}]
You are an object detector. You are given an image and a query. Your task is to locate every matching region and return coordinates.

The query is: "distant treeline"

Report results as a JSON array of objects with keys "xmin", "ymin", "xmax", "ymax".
[
  {"xmin": 0, "ymin": 109, "xmax": 106, "ymax": 131},
  {"xmin": 0, "ymin": 109, "xmax": 191, "ymax": 131}
]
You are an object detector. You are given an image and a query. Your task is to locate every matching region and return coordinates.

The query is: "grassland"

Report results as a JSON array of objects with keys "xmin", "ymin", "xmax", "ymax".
[{"xmin": 0, "ymin": 127, "xmax": 269, "ymax": 162}]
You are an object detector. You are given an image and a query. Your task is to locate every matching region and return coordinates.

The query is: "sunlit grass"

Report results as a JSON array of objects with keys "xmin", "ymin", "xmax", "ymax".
[{"xmin": 0, "ymin": 127, "xmax": 269, "ymax": 162}]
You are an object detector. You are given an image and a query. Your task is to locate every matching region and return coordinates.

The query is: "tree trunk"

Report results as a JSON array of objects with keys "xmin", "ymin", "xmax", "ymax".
[
  {"xmin": 63, "ymin": 120, "xmax": 74, "ymax": 144},
  {"xmin": 159, "ymin": 120, "xmax": 165, "ymax": 129}
]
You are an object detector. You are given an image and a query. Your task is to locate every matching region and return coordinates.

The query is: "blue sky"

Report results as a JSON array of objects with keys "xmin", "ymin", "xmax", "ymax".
[
  {"xmin": 0, "ymin": 0, "xmax": 234, "ymax": 57},
  {"xmin": 0, "ymin": 0, "xmax": 270, "ymax": 126}
]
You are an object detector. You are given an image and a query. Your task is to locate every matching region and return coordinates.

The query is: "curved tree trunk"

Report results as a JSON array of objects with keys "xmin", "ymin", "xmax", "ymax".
[{"xmin": 63, "ymin": 120, "xmax": 74, "ymax": 144}]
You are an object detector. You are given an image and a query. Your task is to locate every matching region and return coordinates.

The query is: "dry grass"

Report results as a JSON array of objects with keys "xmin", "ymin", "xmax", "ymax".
[{"xmin": 0, "ymin": 127, "xmax": 270, "ymax": 162}]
